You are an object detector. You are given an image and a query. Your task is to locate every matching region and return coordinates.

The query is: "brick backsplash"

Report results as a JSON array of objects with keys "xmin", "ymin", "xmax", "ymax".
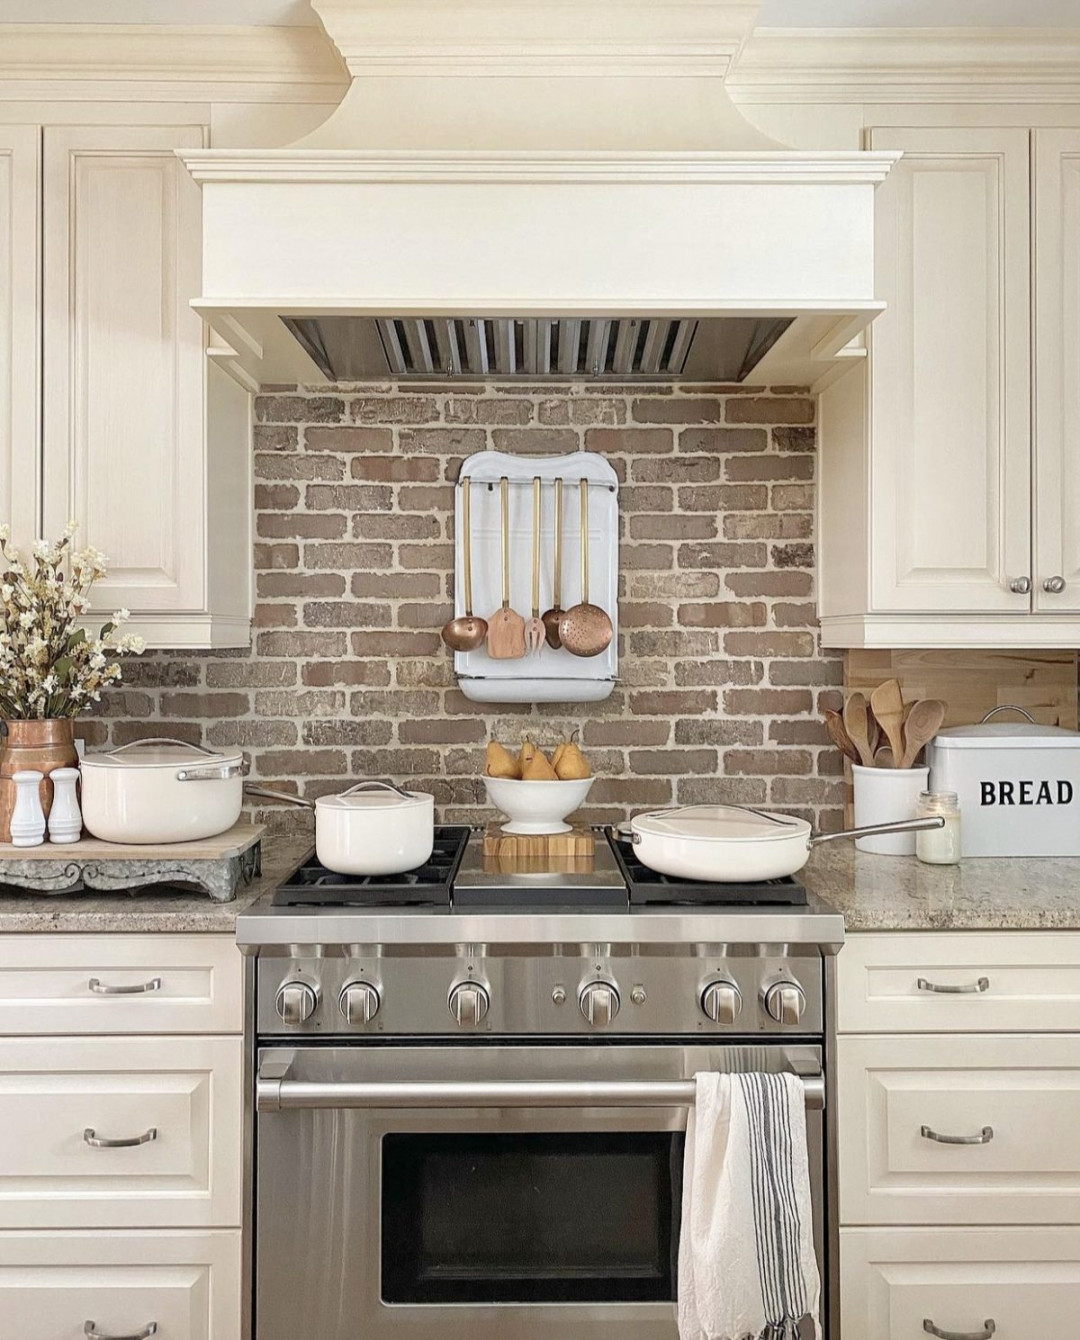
[{"xmin": 88, "ymin": 383, "xmax": 846, "ymax": 833}]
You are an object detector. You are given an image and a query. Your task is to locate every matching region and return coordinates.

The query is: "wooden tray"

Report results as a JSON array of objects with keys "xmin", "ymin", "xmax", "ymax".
[{"xmin": 482, "ymin": 824, "xmax": 595, "ymax": 860}]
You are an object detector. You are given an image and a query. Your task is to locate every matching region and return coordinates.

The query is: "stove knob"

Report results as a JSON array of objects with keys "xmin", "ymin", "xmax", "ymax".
[
  {"xmin": 449, "ymin": 981, "xmax": 490, "ymax": 1027},
  {"xmin": 579, "ymin": 981, "xmax": 620, "ymax": 1027},
  {"xmin": 275, "ymin": 979, "xmax": 318, "ymax": 1026},
  {"xmin": 700, "ymin": 978, "xmax": 742, "ymax": 1025},
  {"xmin": 763, "ymin": 979, "xmax": 807, "ymax": 1026},
  {"xmin": 339, "ymin": 980, "xmax": 381, "ymax": 1025}
]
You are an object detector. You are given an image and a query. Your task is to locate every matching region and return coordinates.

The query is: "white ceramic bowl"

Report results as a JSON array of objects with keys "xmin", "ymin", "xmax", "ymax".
[{"xmin": 484, "ymin": 776, "xmax": 594, "ymax": 835}]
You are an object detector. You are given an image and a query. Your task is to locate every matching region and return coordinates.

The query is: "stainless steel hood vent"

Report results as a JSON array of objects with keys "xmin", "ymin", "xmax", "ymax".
[{"xmin": 280, "ymin": 314, "xmax": 794, "ymax": 383}]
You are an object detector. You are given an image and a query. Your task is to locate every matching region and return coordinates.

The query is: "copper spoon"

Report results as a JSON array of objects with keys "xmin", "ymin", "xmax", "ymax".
[
  {"xmin": 486, "ymin": 476, "xmax": 526, "ymax": 659},
  {"xmin": 441, "ymin": 477, "xmax": 488, "ymax": 652},
  {"xmin": 558, "ymin": 477, "xmax": 614, "ymax": 658},
  {"xmin": 541, "ymin": 477, "xmax": 565, "ymax": 649}
]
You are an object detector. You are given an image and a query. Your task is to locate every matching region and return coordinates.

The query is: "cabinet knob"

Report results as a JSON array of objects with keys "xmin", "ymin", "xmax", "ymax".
[
  {"xmin": 1043, "ymin": 575, "xmax": 1067, "ymax": 594},
  {"xmin": 1008, "ymin": 576, "xmax": 1032, "ymax": 594}
]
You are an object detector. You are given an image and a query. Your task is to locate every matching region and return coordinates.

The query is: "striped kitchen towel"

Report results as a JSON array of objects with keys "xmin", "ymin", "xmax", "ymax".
[{"xmin": 678, "ymin": 1071, "xmax": 821, "ymax": 1340}]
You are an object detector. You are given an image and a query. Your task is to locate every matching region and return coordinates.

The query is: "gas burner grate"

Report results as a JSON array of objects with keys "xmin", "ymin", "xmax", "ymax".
[
  {"xmin": 606, "ymin": 830, "xmax": 807, "ymax": 906},
  {"xmin": 272, "ymin": 827, "xmax": 470, "ymax": 907}
]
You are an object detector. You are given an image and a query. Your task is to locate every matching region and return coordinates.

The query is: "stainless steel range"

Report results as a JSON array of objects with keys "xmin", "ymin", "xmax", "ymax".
[{"xmin": 238, "ymin": 826, "xmax": 843, "ymax": 1340}]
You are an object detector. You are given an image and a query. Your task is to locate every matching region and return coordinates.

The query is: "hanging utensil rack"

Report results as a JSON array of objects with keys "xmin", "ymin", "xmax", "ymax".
[{"xmin": 452, "ymin": 451, "xmax": 619, "ymax": 703}]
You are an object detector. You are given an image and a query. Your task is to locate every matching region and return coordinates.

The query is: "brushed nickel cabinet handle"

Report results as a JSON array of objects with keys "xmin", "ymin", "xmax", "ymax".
[
  {"xmin": 920, "ymin": 1124, "xmax": 993, "ymax": 1145},
  {"xmin": 917, "ymin": 976, "xmax": 989, "ymax": 995},
  {"xmin": 83, "ymin": 1126, "xmax": 158, "ymax": 1148},
  {"xmin": 923, "ymin": 1319, "xmax": 996, "ymax": 1339},
  {"xmin": 88, "ymin": 977, "xmax": 161, "ymax": 995},
  {"xmin": 85, "ymin": 1323, "xmax": 158, "ymax": 1340}
]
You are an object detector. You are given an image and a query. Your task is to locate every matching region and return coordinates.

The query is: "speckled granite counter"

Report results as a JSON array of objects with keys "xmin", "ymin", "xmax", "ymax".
[
  {"xmin": 802, "ymin": 843, "xmax": 1080, "ymax": 931},
  {"xmin": 0, "ymin": 834, "xmax": 312, "ymax": 933}
]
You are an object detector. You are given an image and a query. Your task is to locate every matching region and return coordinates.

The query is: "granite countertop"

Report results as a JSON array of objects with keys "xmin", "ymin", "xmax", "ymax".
[
  {"xmin": 0, "ymin": 834, "xmax": 312, "ymax": 934},
  {"xmin": 802, "ymin": 842, "xmax": 1080, "ymax": 931}
]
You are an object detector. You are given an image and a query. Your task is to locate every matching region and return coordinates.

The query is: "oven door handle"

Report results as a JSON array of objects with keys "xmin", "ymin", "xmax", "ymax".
[{"xmin": 256, "ymin": 1073, "xmax": 825, "ymax": 1114}]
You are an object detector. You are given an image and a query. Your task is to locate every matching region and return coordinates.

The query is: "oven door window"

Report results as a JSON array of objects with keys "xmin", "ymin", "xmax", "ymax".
[{"xmin": 381, "ymin": 1131, "xmax": 682, "ymax": 1304}]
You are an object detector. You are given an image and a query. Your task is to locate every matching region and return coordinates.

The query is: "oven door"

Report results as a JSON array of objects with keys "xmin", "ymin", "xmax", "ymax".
[{"xmin": 254, "ymin": 1043, "xmax": 824, "ymax": 1340}]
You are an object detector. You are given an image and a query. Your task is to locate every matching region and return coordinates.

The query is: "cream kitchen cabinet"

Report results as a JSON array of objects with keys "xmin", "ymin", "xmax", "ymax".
[
  {"xmin": 819, "ymin": 125, "xmax": 1080, "ymax": 648},
  {"xmin": 1, "ymin": 120, "xmax": 252, "ymax": 649}
]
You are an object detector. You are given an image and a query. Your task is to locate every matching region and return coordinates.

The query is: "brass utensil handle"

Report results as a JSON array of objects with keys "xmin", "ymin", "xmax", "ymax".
[
  {"xmin": 552, "ymin": 477, "xmax": 563, "ymax": 604},
  {"xmin": 88, "ymin": 977, "xmax": 161, "ymax": 995},
  {"xmin": 579, "ymin": 477, "xmax": 589, "ymax": 603},
  {"xmin": 532, "ymin": 475, "xmax": 541, "ymax": 614},
  {"xmin": 83, "ymin": 1126, "xmax": 158, "ymax": 1148},
  {"xmin": 501, "ymin": 475, "xmax": 510, "ymax": 606},
  {"xmin": 923, "ymin": 1319, "xmax": 995, "ymax": 1339},
  {"xmin": 462, "ymin": 476, "xmax": 474, "ymax": 614},
  {"xmin": 85, "ymin": 1324, "xmax": 158, "ymax": 1340},
  {"xmin": 920, "ymin": 1124, "xmax": 993, "ymax": 1145},
  {"xmin": 917, "ymin": 976, "xmax": 990, "ymax": 994}
]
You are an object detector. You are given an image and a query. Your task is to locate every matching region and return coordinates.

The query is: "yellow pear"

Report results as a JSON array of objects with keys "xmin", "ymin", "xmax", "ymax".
[
  {"xmin": 485, "ymin": 740, "xmax": 520, "ymax": 779},
  {"xmin": 518, "ymin": 737, "xmax": 538, "ymax": 774},
  {"xmin": 522, "ymin": 749, "xmax": 559, "ymax": 781},
  {"xmin": 554, "ymin": 740, "xmax": 591, "ymax": 780},
  {"xmin": 551, "ymin": 730, "xmax": 581, "ymax": 771}
]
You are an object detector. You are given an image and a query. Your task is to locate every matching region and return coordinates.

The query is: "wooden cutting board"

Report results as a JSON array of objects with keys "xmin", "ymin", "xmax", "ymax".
[{"xmin": 482, "ymin": 824, "xmax": 595, "ymax": 860}]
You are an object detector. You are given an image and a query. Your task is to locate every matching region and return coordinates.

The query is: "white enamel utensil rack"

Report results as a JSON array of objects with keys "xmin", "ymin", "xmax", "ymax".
[{"xmin": 454, "ymin": 452, "xmax": 618, "ymax": 703}]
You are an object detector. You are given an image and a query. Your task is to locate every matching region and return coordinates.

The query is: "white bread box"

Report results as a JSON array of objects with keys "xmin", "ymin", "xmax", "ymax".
[{"xmin": 927, "ymin": 710, "xmax": 1080, "ymax": 857}]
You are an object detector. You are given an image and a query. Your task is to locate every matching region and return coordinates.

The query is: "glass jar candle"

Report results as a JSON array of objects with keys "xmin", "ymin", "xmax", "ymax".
[{"xmin": 915, "ymin": 790, "xmax": 962, "ymax": 865}]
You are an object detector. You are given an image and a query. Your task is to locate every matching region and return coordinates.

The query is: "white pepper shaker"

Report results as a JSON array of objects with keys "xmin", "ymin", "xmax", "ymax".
[
  {"xmin": 47, "ymin": 768, "xmax": 82, "ymax": 844},
  {"xmin": 10, "ymin": 770, "xmax": 46, "ymax": 847}
]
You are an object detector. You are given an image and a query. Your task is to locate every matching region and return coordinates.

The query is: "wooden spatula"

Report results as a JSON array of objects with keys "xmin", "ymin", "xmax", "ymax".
[
  {"xmin": 486, "ymin": 476, "xmax": 526, "ymax": 659},
  {"xmin": 843, "ymin": 692, "xmax": 877, "ymax": 768},
  {"xmin": 869, "ymin": 678, "xmax": 906, "ymax": 764},
  {"xmin": 899, "ymin": 698, "xmax": 947, "ymax": 769},
  {"xmin": 824, "ymin": 708, "xmax": 859, "ymax": 764}
]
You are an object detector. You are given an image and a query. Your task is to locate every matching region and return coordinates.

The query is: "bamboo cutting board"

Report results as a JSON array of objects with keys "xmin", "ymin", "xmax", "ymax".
[{"xmin": 482, "ymin": 824, "xmax": 595, "ymax": 860}]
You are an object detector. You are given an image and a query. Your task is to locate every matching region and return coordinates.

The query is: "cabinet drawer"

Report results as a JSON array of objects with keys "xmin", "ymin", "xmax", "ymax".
[
  {"xmin": 837, "ymin": 932, "xmax": 1080, "ymax": 1034},
  {"xmin": 841, "ymin": 1226, "xmax": 1080, "ymax": 1340},
  {"xmin": 838, "ymin": 1034, "xmax": 1080, "ymax": 1226},
  {"xmin": 0, "ymin": 1229, "xmax": 241, "ymax": 1340},
  {"xmin": 0, "ymin": 1036, "xmax": 241, "ymax": 1228},
  {"xmin": 0, "ymin": 934, "xmax": 243, "ymax": 1034}
]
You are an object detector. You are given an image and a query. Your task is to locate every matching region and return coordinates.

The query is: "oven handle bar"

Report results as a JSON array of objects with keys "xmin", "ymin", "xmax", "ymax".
[{"xmin": 256, "ymin": 1075, "xmax": 825, "ymax": 1114}]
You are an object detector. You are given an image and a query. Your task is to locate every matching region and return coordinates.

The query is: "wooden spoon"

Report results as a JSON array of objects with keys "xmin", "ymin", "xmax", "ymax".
[
  {"xmin": 524, "ymin": 476, "xmax": 546, "ymax": 656},
  {"xmin": 541, "ymin": 477, "xmax": 565, "ymax": 650},
  {"xmin": 558, "ymin": 477, "xmax": 614, "ymax": 658},
  {"xmin": 843, "ymin": 691, "xmax": 877, "ymax": 768},
  {"xmin": 440, "ymin": 477, "xmax": 488, "ymax": 651},
  {"xmin": 823, "ymin": 708, "xmax": 859, "ymax": 764},
  {"xmin": 486, "ymin": 476, "xmax": 526, "ymax": 659},
  {"xmin": 899, "ymin": 698, "xmax": 947, "ymax": 769},
  {"xmin": 869, "ymin": 677, "xmax": 906, "ymax": 764},
  {"xmin": 874, "ymin": 744, "xmax": 895, "ymax": 768}
]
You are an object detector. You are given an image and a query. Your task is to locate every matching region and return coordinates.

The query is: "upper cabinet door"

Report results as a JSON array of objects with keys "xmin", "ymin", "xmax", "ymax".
[
  {"xmin": 1034, "ymin": 130, "xmax": 1080, "ymax": 614},
  {"xmin": 868, "ymin": 127, "xmax": 1032, "ymax": 613},
  {"xmin": 0, "ymin": 127, "xmax": 41, "ymax": 552},
  {"xmin": 42, "ymin": 124, "xmax": 208, "ymax": 614}
]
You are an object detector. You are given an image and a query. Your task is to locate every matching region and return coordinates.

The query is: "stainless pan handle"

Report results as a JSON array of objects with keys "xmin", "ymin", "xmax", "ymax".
[
  {"xmin": 178, "ymin": 759, "xmax": 250, "ymax": 781},
  {"xmin": 243, "ymin": 785, "xmax": 315, "ymax": 809},
  {"xmin": 808, "ymin": 816, "xmax": 945, "ymax": 847},
  {"xmin": 257, "ymin": 1073, "xmax": 825, "ymax": 1114}
]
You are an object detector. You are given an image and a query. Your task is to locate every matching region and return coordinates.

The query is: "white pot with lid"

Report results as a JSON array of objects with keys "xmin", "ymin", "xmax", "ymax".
[
  {"xmin": 246, "ymin": 780, "xmax": 435, "ymax": 875},
  {"xmin": 80, "ymin": 737, "xmax": 249, "ymax": 844}
]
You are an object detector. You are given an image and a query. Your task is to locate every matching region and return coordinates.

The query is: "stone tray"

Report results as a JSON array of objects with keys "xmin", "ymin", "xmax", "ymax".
[{"xmin": 0, "ymin": 822, "xmax": 265, "ymax": 902}]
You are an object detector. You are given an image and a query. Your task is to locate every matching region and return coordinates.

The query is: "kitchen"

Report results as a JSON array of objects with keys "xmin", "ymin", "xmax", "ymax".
[{"xmin": 1, "ymin": 0, "xmax": 1080, "ymax": 1337}]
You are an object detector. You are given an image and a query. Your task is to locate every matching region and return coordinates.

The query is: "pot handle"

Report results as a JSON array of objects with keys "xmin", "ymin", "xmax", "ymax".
[
  {"xmin": 337, "ymin": 780, "xmax": 415, "ymax": 801},
  {"xmin": 808, "ymin": 816, "xmax": 945, "ymax": 848},
  {"xmin": 243, "ymin": 784, "xmax": 315, "ymax": 810},
  {"xmin": 106, "ymin": 737, "xmax": 217, "ymax": 757}
]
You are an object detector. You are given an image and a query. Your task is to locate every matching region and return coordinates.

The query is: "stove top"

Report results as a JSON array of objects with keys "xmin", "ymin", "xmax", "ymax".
[
  {"xmin": 608, "ymin": 830, "xmax": 807, "ymax": 906},
  {"xmin": 272, "ymin": 827, "xmax": 470, "ymax": 907}
]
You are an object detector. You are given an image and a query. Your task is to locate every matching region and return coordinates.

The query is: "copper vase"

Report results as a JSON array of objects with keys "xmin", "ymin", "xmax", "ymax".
[{"xmin": 0, "ymin": 719, "xmax": 79, "ymax": 843}]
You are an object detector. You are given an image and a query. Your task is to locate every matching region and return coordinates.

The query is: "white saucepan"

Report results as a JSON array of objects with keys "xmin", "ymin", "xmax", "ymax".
[
  {"xmin": 625, "ymin": 804, "xmax": 944, "ymax": 883},
  {"xmin": 245, "ymin": 780, "xmax": 435, "ymax": 876},
  {"xmin": 80, "ymin": 737, "xmax": 249, "ymax": 844}
]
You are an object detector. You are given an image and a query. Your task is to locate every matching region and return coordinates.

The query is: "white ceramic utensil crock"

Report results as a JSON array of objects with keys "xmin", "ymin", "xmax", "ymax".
[{"xmin": 80, "ymin": 737, "xmax": 248, "ymax": 844}]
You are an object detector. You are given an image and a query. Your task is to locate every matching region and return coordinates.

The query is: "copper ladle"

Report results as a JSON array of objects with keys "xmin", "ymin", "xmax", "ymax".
[
  {"xmin": 440, "ymin": 476, "xmax": 488, "ymax": 651},
  {"xmin": 558, "ymin": 477, "xmax": 614, "ymax": 658},
  {"xmin": 541, "ymin": 476, "xmax": 565, "ymax": 649}
]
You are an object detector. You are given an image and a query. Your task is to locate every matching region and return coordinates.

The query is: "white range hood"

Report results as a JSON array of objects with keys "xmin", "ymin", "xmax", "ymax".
[{"xmin": 182, "ymin": 0, "xmax": 898, "ymax": 392}]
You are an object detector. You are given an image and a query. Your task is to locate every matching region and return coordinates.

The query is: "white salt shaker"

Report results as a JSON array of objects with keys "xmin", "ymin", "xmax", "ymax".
[
  {"xmin": 48, "ymin": 768, "xmax": 82, "ymax": 844},
  {"xmin": 10, "ymin": 770, "xmax": 46, "ymax": 847}
]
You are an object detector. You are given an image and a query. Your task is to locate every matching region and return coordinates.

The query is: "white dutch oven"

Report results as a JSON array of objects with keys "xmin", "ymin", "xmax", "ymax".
[
  {"xmin": 625, "ymin": 804, "xmax": 944, "ymax": 883},
  {"xmin": 246, "ymin": 780, "xmax": 435, "ymax": 876},
  {"xmin": 80, "ymin": 737, "xmax": 249, "ymax": 844}
]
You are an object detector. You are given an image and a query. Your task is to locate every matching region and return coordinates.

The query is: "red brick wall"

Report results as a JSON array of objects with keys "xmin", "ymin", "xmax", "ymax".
[{"xmin": 90, "ymin": 383, "xmax": 846, "ymax": 833}]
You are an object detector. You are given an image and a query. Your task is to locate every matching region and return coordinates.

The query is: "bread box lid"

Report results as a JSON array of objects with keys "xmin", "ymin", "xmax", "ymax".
[{"xmin": 932, "ymin": 722, "xmax": 1080, "ymax": 751}]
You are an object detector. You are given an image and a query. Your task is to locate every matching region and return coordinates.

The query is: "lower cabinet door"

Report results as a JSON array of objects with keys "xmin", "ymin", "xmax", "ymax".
[
  {"xmin": 841, "ymin": 1226, "xmax": 1080, "ymax": 1339},
  {"xmin": 0, "ymin": 1229, "xmax": 241, "ymax": 1340}
]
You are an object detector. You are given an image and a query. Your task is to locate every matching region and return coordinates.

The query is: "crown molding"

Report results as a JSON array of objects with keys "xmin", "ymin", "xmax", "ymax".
[{"xmin": 729, "ymin": 27, "xmax": 1080, "ymax": 103}]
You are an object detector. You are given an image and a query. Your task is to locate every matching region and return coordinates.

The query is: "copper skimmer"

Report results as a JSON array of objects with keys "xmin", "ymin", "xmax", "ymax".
[{"xmin": 558, "ymin": 477, "xmax": 613, "ymax": 658}]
